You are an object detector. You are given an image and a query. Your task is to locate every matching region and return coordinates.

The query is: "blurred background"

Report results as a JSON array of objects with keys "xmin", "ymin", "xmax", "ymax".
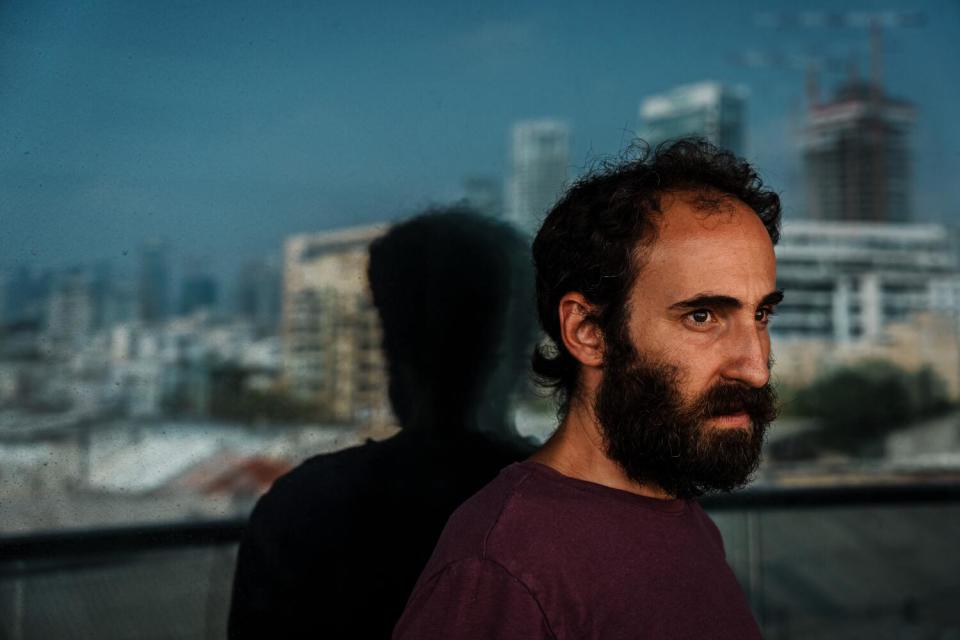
[{"xmin": 2, "ymin": 0, "xmax": 960, "ymax": 638}]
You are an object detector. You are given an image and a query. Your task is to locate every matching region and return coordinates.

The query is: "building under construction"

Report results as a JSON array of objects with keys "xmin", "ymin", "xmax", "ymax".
[{"xmin": 803, "ymin": 29, "xmax": 916, "ymax": 222}]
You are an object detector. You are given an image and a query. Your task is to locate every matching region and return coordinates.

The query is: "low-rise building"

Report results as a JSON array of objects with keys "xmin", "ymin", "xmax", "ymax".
[
  {"xmin": 773, "ymin": 220, "xmax": 959, "ymax": 343},
  {"xmin": 282, "ymin": 225, "xmax": 390, "ymax": 425}
]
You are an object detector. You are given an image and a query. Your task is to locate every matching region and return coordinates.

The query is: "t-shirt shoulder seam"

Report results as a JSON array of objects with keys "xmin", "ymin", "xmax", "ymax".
[
  {"xmin": 521, "ymin": 462, "xmax": 689, "ymax": 516},
  {"xmin": 420, "ymin": 556, "xmax": 559, "ymax": 640},
  {"xmin": 480, "ymin": 467, "xmax": 535, "ymax": 560}
]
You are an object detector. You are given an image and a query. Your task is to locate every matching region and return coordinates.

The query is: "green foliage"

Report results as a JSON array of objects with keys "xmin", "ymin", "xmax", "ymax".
[
  {"xmin": 212, "ymin": 387, "xmax": 322, "ymax": 424},
  {"xmin": 771, "ymin": 379, "xmax": 803, "ymax": 418},
  {"xmin": 207, "ymin": 364, "xmax": 326, "ymax": 424},
  {"xmin": 907, "ymin": 366, "xmax": 952, "ymax": 417},
  {"xmin": 792, "ymin": 360, "xmax": 953, "ymax": 455}
]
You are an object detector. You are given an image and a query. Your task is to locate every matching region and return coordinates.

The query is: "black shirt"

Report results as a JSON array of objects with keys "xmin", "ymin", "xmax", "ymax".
[{"xmin": 228, "ymin": 428, "xmax": 532, "ymax": 639}]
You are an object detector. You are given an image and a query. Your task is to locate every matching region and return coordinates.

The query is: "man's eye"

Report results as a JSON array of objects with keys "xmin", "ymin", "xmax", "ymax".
[
  {"xmin": 756, "ymin": 307, "xmax": 776, "ymax": 323},
  {"xmin": 689, "ymin": 310, "xmax": 712, "ymax": 324}
]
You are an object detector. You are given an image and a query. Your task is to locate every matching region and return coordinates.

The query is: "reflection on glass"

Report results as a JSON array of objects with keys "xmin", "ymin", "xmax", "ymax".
[{"xmin": 0, "ymin": 0, "xmax": 959, "ymax": 636}]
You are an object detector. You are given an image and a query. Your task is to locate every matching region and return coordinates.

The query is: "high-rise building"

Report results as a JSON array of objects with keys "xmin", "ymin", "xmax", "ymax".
[
  {"xmin": 236, "ymin": 257, "xmax": 282, "ymax": 337},
  {"xmin": 102, "ymin": 278, "xmax": 139, "ymax": 328},
  {"xmin": 461, "ymin": 176, "xmax": 503, "ymax": 218},
  {"xmin": 46, "ymin": 268, "xmax": 96, "ymax": 351},
  {"xmin": 179, "ymin": 272, "xmax": 219, "ymax": 316},
  {"xmin": 89, "ymin": 261, "xmax": 114, "ymax": 331},
  {"xmin": 0, "ymin": 269, "xmax": 9, "ymax": 327},
  {"xmin": 281, "ymin": 224, "xmax": 389, "ymax": 425},
  {"xmin": 139, "ymin": 239, "xmax": 171, "ymax": 323},
  {"xmin": 802, "ymin": 78, "xmax": 915, "ymax": 222},
  {"xmin": 506, "ymin": 120, "xmax": 570, "ymax": 235},
  {"xmin": 639, "ymin": 82, "xmax": 747, "ymax": 156},
  {"xmin": 2, "ymin": 266, "xmax": 52, "ymax": 328}
]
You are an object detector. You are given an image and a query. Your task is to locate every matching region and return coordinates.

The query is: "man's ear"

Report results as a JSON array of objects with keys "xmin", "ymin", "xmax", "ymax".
[{"xmin": 558, "ymin": 292, "xmax": 604, "ymax": 368}]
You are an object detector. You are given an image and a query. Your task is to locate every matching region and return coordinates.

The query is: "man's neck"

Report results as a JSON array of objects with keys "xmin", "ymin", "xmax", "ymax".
[{"xmin": 528, "ymin": 400, "xmax": 675, "ymax": 500}]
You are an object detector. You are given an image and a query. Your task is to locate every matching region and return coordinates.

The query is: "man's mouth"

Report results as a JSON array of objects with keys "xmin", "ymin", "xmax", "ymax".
[{"xmin": 707, "ymin": 412, "xmax": 750, "ymax": 428}]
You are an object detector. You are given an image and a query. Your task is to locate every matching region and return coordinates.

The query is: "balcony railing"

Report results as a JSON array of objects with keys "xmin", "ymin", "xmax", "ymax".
[{"xmin": 2, "ymin": 484, "xmax": 960, "ymax": 639}]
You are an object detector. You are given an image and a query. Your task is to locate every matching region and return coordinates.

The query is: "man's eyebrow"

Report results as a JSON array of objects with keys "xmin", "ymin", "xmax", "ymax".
[
  {"xmin": 668, "ymin": 289, "xmax": 785, "ymax": 312},
  {"xmin": 761, "ymin": 289, "xmax": 785, "ymax": 306},
  {"xmin": 669, "ymin": 294, "xmax": 743, "ymax": 312}
]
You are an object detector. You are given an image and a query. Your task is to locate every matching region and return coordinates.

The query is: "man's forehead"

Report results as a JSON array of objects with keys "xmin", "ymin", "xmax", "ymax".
[
  {"xmin": 637, "ymin": 194, "xmax": 776, "ymax": 299},
  {"xmin": 654, "ymin": 191, "xmax": 759, "ymax": 238}
]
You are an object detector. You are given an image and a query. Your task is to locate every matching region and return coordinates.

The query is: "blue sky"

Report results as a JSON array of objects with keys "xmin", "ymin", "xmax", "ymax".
[{"xmin": 2, "ymin": 0, "xmax": 959, "ymax": 280}]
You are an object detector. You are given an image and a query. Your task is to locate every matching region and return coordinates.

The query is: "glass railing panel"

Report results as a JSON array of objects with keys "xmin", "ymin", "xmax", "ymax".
[
  {"xmin": 711, "ymin": 502, "xmax": 960, "ymax": 639},
  {"xmin": 0, "ymin": 542, "xmax": 238, "ymax": 640},
  {"xmin": 3, "ymin": 493, "xmax": 959, "ymax": 639}
]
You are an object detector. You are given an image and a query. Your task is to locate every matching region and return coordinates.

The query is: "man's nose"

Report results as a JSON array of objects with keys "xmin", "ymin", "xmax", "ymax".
[{"xmin": 720, "ymin": 320, "xmax": 770, "ymax": 389}]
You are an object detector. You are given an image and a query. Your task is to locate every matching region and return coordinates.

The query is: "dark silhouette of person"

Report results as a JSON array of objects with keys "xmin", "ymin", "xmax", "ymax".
[{"xmin": 228, "ymin": 208, "xmax": 537, "ymax": 639}]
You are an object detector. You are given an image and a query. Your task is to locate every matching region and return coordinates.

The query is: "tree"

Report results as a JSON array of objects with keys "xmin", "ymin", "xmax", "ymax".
[
  {"xmin": 791, "ymin": 359, "xmax": 951, "ymax": 456},
  {"xmin": 208, "ymin": 364, "xmax": 327, "ymax": 424}
]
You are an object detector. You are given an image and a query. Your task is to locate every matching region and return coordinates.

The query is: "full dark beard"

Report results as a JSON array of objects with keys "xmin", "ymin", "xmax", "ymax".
[{"xmin": 593, "ymin": 337, "xmax": 777, "ymax": 500}]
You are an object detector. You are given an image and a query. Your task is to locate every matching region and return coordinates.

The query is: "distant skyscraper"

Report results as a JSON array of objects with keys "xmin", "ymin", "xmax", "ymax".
[
  {"xmin": 506, "ymin": 120, "xmax": 570, "ymax": 234},
  {"xmin": 139, "ymin": 239, "xmax": 171, "ymax": 323},
  {"xmin": 802, "ymin": 78, "xmax": 915, "ymax": 222},
  {"xmin": 0, "ymin": 269, "xmax": 8, "ymax": 327},
  {"xmin": 3, "ymin": 266, "xmax": 52, "ymax": 327},
  {"xmin": 46, "ymin": 268, "xmax": 95, "ymax": 350},
  {"xmin": 236, "ymin": 257, "xmax": 281, "ymax": 337},
  {"xmin": 179, "ymin": 272, "xmax": 219, "ymax": 316},
  {"xmin": 639, "ymin": 82, "xmax": 746, "ymax": 156},
  {"xmin": 461, "ymin": 176, "xmax": 503, "ymax": 218},
  {"xmin": 87, "ymin": 260, "xmax": 117, "ymax": 331},
  {"xmin": 102, "ymin": 278, "xmax": 139, "ymax": 327}
]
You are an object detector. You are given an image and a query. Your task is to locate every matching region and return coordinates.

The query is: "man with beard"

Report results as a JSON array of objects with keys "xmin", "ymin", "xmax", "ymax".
[{"xmin": 393, "ymin": 138, "xmax": 782, "ymax": 640}]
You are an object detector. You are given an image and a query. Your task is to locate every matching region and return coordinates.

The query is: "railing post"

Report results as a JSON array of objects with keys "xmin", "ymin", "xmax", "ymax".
[
  {"xmin": 11, "ymin": 560, "xmax": 25, "ymax": 640},
  {"xmin": 746, "ymin": 511, "xmax": 765, "ymax": 631}
]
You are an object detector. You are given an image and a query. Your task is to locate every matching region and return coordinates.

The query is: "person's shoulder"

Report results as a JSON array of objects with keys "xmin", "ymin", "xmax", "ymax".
[
  {"xmin": 417, "ymin": 462, "xmax": 556, "ymax": 569},
  {"xmin": 688, "ymin": 499, "xmax": 727, "ymax": 554},
  {"xmin": 248, "ymin": 437, "xmax": 389, "ymax": 524},
  {"xmin": 274, "ymin": 438, "xmax": 378, "ymax": 489}
]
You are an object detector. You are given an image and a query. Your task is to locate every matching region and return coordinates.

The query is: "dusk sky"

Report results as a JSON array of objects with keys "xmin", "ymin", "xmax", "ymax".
[{"xmin": 3, "ymin": 0, "xmax": 959, "ymax": 282}]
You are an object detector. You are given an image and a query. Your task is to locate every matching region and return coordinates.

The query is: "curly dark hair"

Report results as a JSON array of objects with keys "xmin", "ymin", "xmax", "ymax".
[{"xmin": 531, "ymin": 138, "xmax": 782, "ymax": 416}]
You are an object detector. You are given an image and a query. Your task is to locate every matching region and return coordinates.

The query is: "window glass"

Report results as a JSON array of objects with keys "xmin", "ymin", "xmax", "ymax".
[{"xmin": 2, "ymin": 0, "xmax": 959, "ymax": 535}]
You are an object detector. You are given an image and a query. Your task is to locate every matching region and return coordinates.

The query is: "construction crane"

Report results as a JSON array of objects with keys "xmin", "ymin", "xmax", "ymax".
[
  {"xmin": 749, "ymin": 10, "xmax": 926, "ymax": 106},
  {"xmin": 727, "ymin": 49, "xmax": 848, "ymax": 106},
  {"xmin": 754, "ymin": 10, "xmax": 925, "ymax": 30}
]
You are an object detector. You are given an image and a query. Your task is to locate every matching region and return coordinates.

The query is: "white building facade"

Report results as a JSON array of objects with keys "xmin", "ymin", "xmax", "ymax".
[
  {"xmin": 639, "ymin": 82, "xmax": 747, "ymax": 156},
  {"xmin": 506, "ymin": 120, "xmax": 570, "ymax": 235},
  {"xmin": 773, "ymin": 221, "xmax": 960, "ymax": 344}
]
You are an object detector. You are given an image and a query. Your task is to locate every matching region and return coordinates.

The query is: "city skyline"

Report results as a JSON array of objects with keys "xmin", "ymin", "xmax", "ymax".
[{"xmin": 3, "ymin": 0, "xmax": 959, "ymax": 279}]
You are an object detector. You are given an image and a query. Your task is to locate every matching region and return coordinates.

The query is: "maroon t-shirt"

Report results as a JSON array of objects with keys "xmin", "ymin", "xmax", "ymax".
[{"xmin": 394, "ymin": 461, "xmax": 762, "ymax": 640}]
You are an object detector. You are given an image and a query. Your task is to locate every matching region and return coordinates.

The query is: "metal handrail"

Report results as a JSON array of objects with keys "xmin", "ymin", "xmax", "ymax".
[
  {"xmin": 3, "ymin": 482, "xmax": 960, "ymax": 563},
  {"xmin": 699, "ymin": 481, "xmax": 960, "ymax": 510},
  {"xmin": 0, "ymin": 518, "xmax": 246, "ymax": 562}
]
